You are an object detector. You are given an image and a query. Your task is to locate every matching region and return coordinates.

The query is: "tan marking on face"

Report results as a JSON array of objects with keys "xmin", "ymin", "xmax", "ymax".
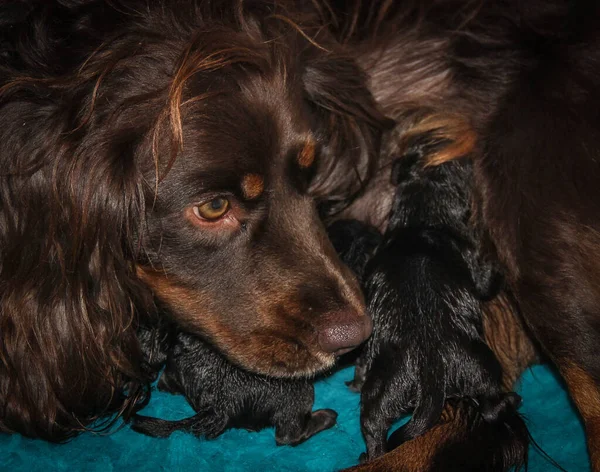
[
  {"xmin": 298, "ymin": 139, "xmax": 316, "ymax": 168},
  {"xmin": 241, "ymin": 173, "xmax": 264, "ymax": 200},
  {"xmin": 135, "ymin": 265, "xmax": 334, "ymax": 377},
  {"xmin": 136, "ymin": 266, "xmax": 215, "ymax": 328}
]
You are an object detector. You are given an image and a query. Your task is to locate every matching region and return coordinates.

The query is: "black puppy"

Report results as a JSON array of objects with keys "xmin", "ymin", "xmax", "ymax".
[
  {"xmin": 327, "ymin": 220, "xmax": 382, "ymax": 388},
  {"xmin": 132, "ymin": 328, "xmax": 337, "ymax": 446},
  {"xmin": 335, "ymin": 152, "xmax": 528, "ymax": 465},
  {"xmin": 327, "ymin": 219, "xmax": 383, "ymax": 285}
]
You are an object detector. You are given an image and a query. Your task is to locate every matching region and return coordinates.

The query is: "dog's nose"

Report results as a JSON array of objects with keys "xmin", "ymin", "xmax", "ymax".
[{"xmin": 318, "ymin": 310, "xmax": 372, "ymax": 355}]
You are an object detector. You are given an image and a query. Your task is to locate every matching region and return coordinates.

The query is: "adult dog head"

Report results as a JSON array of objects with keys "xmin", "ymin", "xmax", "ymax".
[{"xmin": 0, "ymin": 0, "xmax": 388, "ymax": 440}]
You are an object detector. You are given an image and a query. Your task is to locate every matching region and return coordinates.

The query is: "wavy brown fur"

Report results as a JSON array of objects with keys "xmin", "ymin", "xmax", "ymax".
[{"xmin": 0, "ymin": 0, "xmax": 388, "ymax": 441}]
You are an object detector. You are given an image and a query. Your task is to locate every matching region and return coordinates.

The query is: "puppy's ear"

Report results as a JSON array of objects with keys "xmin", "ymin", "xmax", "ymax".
[
  {"xmin": 302, "ymin": 53, "xmax": 393, "ymax": 214},
  {"xmin": 0, "ymin": 79, "xmax": 150, "ymax": 440}
]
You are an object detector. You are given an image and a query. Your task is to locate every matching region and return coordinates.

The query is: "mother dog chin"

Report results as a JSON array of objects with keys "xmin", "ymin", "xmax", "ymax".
[{"xmin": 0, "ymin": 0, "xmax": 390, "ymax": 441}]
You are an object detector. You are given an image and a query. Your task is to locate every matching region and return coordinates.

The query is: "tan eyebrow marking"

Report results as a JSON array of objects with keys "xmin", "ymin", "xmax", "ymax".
[
  {"xmin": 298, "ymin": 139, "xmax": 316, "ymax": 168},
  {"xmin": 241, "ymin": 173, "xmax": 264, "ymax": 200}
]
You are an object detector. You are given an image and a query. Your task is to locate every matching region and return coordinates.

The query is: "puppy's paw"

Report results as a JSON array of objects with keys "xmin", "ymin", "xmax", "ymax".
[
  {"xmin": 274, "ymin": 408, "xmax": 338, "ymax": 446},
  {"xmin": 345, "ymin": 379, "xmax": 363, "ymax": 392},
  {"xmin": 346, "ymin": 360, "xmax": 367, "ymax": 392},
  {"xmin": 313, "ymin": 408, "xmax": 338, "ymax": 430}
]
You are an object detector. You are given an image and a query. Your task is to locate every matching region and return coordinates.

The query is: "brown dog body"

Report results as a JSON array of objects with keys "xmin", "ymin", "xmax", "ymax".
[{"xmin": 328, "ymin": 1, "xmax": 600, "ymax": 469}]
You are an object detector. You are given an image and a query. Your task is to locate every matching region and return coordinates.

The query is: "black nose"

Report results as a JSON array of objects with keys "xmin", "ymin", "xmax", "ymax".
[{"xmin": 318, "ymin": 310, "xmax": 373, "ymax": 355}]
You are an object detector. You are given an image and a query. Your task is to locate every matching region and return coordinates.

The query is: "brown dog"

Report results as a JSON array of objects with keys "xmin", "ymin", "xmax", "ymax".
[{"xmin": 0, "ymin": 0, "xmax": 389, "ymax": 441}]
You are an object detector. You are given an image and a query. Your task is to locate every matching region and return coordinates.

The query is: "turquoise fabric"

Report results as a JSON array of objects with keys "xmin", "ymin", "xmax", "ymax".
[{"xmin": 0, "ymin": 364, "xmax": 589, "ymax": 471}]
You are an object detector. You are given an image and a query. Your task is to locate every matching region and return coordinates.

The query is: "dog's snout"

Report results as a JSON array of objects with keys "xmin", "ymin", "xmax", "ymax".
[{"xmin": 318, "ymin": 310, "xmax": 372, "ymax": 355}]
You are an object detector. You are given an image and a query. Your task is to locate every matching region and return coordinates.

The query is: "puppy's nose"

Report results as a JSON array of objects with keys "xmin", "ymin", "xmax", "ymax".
[{"xmin": 318, "ymin": 311, "xmax": 372, "ymax": 355}]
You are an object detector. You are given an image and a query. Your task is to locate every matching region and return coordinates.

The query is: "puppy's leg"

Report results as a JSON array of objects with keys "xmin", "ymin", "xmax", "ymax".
[
  {"xmin": 360, "ymin": 412, "xmax": 389, "ymax": 462},
  {"xmin": 461, "ymin": 241, "xmax": 504, "ymax": 301},
  {"xmin": 467, "ymin": 256, "xmax": 504, "ymax": 301},
  {"xmin": 346, "ymin": 354, "xmax": 368, "ymax": 392},
  {"xmin": 360, "ymin": 380, "xmax": 406, "ymax": 461}
]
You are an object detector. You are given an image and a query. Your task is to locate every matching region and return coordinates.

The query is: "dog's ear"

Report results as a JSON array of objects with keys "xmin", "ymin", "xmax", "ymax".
[
  {"xmin": 0, "ymin": 77, "xmax": 151, "ymax": 440},
  {"xmin": 302, "ymin": 53, "xmax": 393, "ymax": 215}
]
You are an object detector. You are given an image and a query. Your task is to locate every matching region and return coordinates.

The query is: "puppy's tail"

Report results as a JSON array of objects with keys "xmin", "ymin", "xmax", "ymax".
[{"xmin": 130, "ymin": 407, "xmax": 225, "ymax": 439}]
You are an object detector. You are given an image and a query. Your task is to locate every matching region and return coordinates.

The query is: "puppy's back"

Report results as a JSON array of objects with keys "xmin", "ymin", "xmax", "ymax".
[{"xmin": 359, "ymin": 155, "xmax": 508, "ymax": 450}]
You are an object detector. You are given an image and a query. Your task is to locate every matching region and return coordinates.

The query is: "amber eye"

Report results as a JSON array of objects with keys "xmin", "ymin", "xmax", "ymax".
[{"xmin": 193, "ymin": 197, "xmax": 230, "ymax": 221}]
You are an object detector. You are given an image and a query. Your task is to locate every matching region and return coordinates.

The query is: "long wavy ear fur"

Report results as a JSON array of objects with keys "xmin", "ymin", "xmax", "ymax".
[
  {"xmin": 0, "ymin": 83, "xmax": 152, "ymax": 440},
  {"xmin": 0, "ymin": 3, "xmax": 157, "ymax": 439}
]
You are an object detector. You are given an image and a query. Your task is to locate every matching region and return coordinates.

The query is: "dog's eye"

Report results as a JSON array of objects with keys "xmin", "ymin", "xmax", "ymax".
[{"xmin": 193, "ymin": 198, "xmax": 230, "ymax": 221}]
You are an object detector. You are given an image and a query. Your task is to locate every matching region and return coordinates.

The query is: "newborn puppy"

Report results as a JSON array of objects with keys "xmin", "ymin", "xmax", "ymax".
[
  {"xmin": 343, "ymin": 152, "xmax": 527, "ymax": 463},
  {"xmin": 132, "ymin": 329, "xmax": 337, "ymax": 446},
  {"xmin": 327, "ymin": 220, "xmax": 382, "ymax": 389},
  {"xmin": 136, "ymin": 321, "xmax": 173, "ymax": 382}
]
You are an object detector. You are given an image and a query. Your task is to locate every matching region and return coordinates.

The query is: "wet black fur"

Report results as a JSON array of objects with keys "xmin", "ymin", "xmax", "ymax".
[
  {"xmin": 132, "ymin": 328, "xmax": 337, "ymax": 446},
  {"xmin": 333, "ymin": 151, "xmax": 529, "ymax": 468},
  {"xmin": 328, "ymin": 219, "xmax": 383, "ymax": 284}
]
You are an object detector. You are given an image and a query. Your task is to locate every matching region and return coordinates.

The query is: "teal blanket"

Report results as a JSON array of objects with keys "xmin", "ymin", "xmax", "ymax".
[{"xmin": 0, "ymin": 364, "xmax": 589, "ymax": 471}]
